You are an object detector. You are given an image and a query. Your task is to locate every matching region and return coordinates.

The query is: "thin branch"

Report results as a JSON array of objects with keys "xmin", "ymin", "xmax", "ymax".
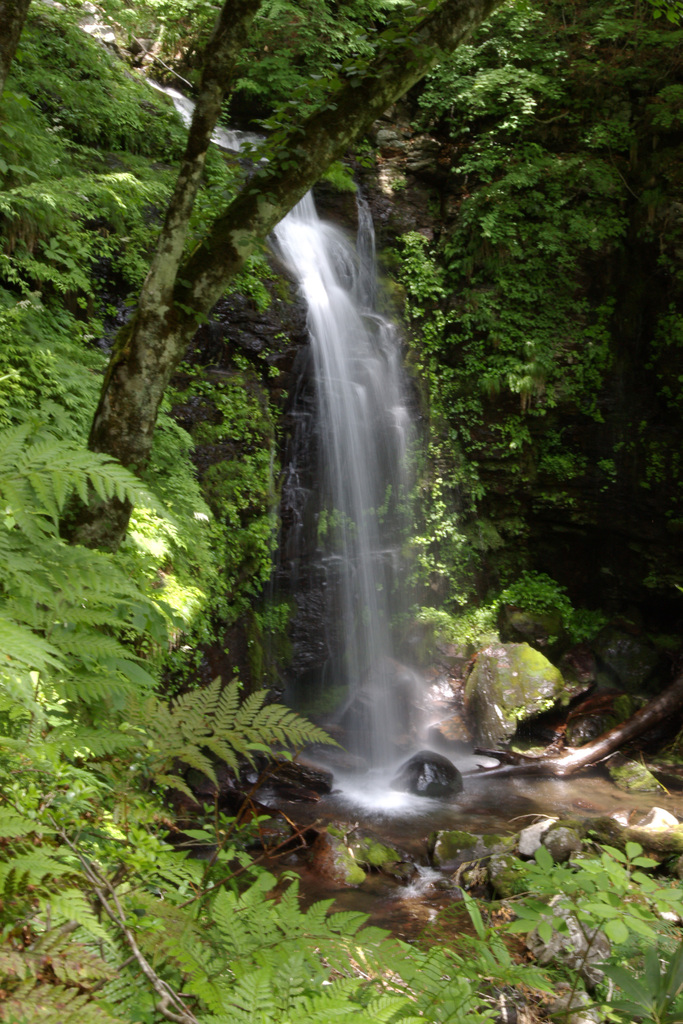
[{"xmin": 54, "ymin": 824, "xmax": 200, "ymax": 1024}]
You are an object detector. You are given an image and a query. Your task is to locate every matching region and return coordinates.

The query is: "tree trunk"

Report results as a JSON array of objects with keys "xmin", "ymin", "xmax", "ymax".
[
  {"xmin": 68, "ymin": 0, "xmax": 263, "ymax": 548},
  {"xmin": 470, "ymin": 671, "xmax": 683, "ymax": 779},
  {"xmin": 0, "ymin": 0, "xmax": 31, "ymax": 98},
  {"xmin": 73, "ymin": 0, "xmax": 503, "ymax": 550}
]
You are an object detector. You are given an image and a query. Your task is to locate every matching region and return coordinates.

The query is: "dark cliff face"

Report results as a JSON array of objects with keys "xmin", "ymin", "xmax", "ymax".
[{"xmin": 354, "ymin": 2, "xmax": 683, "ymax": 623}]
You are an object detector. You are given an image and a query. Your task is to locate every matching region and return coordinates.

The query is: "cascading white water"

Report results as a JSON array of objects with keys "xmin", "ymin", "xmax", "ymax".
[
  {"xmin": 154, "ymin": 82, "xmax": 415, "ymax": 768},
  {"xmin": 273, "ymin": 194, "xmax": 414, "ymax": 767}
]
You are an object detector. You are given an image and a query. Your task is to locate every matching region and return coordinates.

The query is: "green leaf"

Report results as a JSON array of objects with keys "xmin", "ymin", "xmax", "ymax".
[
  {"xmin": 534, "ymin": 845, "xmax": 554, "ymax": 872},
  {"xmin": 603, "ymin": 917, "xmax": 629, "ymax": 943}
]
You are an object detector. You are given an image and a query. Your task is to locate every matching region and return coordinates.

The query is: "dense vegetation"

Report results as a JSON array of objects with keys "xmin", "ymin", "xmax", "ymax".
[
  {"xmin": 1, "ymin": 0, "xmax": 683, "ymax": 1022},
  {"xmin": 386, "ymin": 0, "xmax": 683, "ymax": 620}
]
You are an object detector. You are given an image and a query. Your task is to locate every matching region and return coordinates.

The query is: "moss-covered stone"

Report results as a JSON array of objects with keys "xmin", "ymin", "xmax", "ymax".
[
  {"xmin": 311, "ymin": 831, "xmax": 367, "ymax": 886},
  {"xmin": 351, "ymin": 837, "xmax": 401, "ymax": 869},
  {"xmin": 432, "ymin": 830, "xmax": 479, "ymax": 869},
  {"xmin": 465, "ymin": 642, "xmax": 565, "ymax": 747},
  {"xmin": 487, "ymin": 852, "xmax": 528, "ymax": 898},
  {"xmin": 588, "ymin": 817, "xmax": 683, "ymax": 859},
  {"xmin": 608, "ymin": 756, "xmax": 666, "ymax": 793}
]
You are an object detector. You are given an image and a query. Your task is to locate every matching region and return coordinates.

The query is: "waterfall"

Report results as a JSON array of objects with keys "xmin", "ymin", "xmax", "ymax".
[
  {"xmin": 153, "ymin": 81, "xmax": 415, "ymax": 768},
  {"xmin": 273, "ymin": 194, "xmax": 414, "ymax": 768}
]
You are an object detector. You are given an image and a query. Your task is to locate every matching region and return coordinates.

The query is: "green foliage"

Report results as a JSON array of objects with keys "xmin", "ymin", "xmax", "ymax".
[
  {"xmin": 231, "ymin": 0, "xmax": 407, "ymax": 115},
  {"xmin": 413, "ymin": 605, "xmax": 499, "ymax": 652},
  {"xmin": 392, "ymin": 0, "xmax": 683, "ymax": 600},
  {"xmin": 0, "ymin": 755, "xmax": 538, "ymax": 1024},
  {"xmin": 11, "ymin": 6, "xmax": 185, "ymax": 157},
  {"xmin": 0, "ymin": 422, "xmax": 171, "ymax": 712},
  {"xmin": 647, "ymin": 0, "xmax": 683, "ymax": 23},
  {"xmin": 0, "ymin": 291, "xmax": 104, "ymax": 435},
  {"xmin": 127, "ymin": 676, "xmax": 335, "ymax": 795},
  {"xmin": 499, "ymin": 571, "xmax": 574, "ymax": 621},
  {"xmin": 508, "ymin": 841, "xmax": 683, "ymax": 949},
  {"xmin": 606, "ymin": 944, "xmax": 683, "ymax": 1024},
  {"xmin": 0, "ymin": 6, "xmax": 185, "ymax": 305},
  {"xmin": 169, "ymin": 363, "xmax": 280, "ymax": 627}
]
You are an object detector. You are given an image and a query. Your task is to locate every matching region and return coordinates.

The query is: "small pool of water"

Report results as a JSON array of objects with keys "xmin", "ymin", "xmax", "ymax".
[{"xmin": 274, "ymin": 757, "xmax": 681, "ymax": 847}]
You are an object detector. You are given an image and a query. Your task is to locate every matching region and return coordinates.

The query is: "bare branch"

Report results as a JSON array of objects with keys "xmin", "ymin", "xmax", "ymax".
[{"xmin": 55, "ymin": 825, "xmax": 201, "ymax": 1024}]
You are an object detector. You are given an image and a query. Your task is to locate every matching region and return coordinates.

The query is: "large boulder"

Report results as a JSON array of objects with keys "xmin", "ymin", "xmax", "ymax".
[
  {"xmin": 465, "ymin": 642, "xmax": 565, "ymax": 747},
  {"xmin": 390, "ymin": 750, "xmax": 463, "ymax": 799}
]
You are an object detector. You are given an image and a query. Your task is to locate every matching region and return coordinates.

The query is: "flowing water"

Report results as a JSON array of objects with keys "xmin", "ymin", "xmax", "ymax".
[{"xmin": 273, "ymin": 194, "xmax": 414, "ymax": 769}]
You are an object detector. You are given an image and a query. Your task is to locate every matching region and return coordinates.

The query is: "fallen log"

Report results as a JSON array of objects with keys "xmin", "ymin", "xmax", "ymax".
[{"xmin": 467, "ymin": 671, "xmax": 683, "ymax": 779}]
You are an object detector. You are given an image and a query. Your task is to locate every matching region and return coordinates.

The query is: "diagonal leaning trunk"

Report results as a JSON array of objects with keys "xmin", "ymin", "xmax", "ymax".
[{"xmin": 69, "ymin": 0, "xmax": 503, "ymax": 551}]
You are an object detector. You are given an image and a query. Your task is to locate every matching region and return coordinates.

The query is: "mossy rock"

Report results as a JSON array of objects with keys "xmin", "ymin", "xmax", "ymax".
[
  {"xmin": 487, "ymin": 852, "xmax": 528, "ymax": 898},
  {"xmin": 433, "ymin": 830, "xmax": 513, "ymax": 871},
  {"xmin": 311, "ymin": 831, "xmax": 367, "ymax": 886},
  {"xmin": 329, "ymin": 825, "xmax": 406, "ymax": 876},
  {"xmin": 607, "ymin": 755, "xmax": 666, "ymax": 793},
  {"xmin": 432, "ymin": 830, "xmax": 479, "ymax": 870},
  {"xmin": 588, "ymin": 817, "xmax": 683, "ymax": 860},
  {"xmin": 465, "ymin": 642, "xmax": 565, "ymax": 747},
  {"xmin": 350, "ymin": 837, "xmax": 401, "ymax": 870}
]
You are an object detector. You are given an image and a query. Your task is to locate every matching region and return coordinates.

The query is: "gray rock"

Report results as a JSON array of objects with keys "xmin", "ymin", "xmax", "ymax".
[
  {"xmin": 636, "ymin": 807, "xmax": 679, "ymax": 831},
  {"xmin": 526, "ymin": 898, "xmax": 610, "ymax": 991},
  {"xmin": 390, "ymin": 750, "xmax": 463, "ymax": 799},
  {"xmin": 518, "ymin": 818, "xmax": 556, "ymax": 857},
  {"xmin": 547, "ymin": 985, "xmax": 601, "ymax": 1024},
  {"xmin": 543, "ymin": 826, "xmax": 583, "ymax": 863}
]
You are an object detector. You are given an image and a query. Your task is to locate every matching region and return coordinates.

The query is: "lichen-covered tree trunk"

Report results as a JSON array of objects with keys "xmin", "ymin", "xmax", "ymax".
[
  {"xmin": 0, "ymin": 0, "xmax": 31, "ymax": 98},
  {"xmin": 76, "ymin": 0, "xmax": 502, "ymax": 550}
]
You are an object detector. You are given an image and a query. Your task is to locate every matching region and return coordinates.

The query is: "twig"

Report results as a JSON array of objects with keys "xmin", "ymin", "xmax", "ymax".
[
  {"xmin": 142, "ymin": 48, "xmax": 194, "ymax": 91},
  {"xmin": 54, "ymin": 823, "xmax": 200, "ymax": 1024}
]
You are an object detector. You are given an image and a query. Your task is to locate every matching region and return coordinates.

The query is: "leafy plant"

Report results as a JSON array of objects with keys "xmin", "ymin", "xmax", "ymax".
[
  {"xmin": 127, "ymin": 676, "xmax": 335, "ymax": 796},
  {"xmin": 605, "ymin": 944, "xmax": 683, "ymax": 1024},
  {"xmin": 509, "ymin": 842, "xmax": 683, "ymax": 949}
]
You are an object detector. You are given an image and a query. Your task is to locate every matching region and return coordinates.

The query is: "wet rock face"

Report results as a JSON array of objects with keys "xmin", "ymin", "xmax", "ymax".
[
  {"xmin": 591, "ymin": 625, "xmax": 662, "ymax": 693},
  {"xmin": 464, "ymin": 642, "xmax": 565, "ymax": 748},
  {"xmin": 390, "ymin": 750, "xmax": 463, "ymax": 799}
]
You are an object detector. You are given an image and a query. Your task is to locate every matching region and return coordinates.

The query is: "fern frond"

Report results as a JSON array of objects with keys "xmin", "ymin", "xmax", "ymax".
[
  {"xmin": 0, "ymin": 614, "xmax": 63, "ymax": 671},
  {"xmin": 46, "ymin": 892, "xmax": 113, "ymax": 944},
  {"xmin": 2, "ymin": 981, "xmax": 126, "ymax": 1024},
  {"xmin": 232, "ymin": 688, "xmax": 267, "ymax": 731},
  {"xmin": 0, "ymin": 808, "xmax": 54, "ymax": 839}
]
